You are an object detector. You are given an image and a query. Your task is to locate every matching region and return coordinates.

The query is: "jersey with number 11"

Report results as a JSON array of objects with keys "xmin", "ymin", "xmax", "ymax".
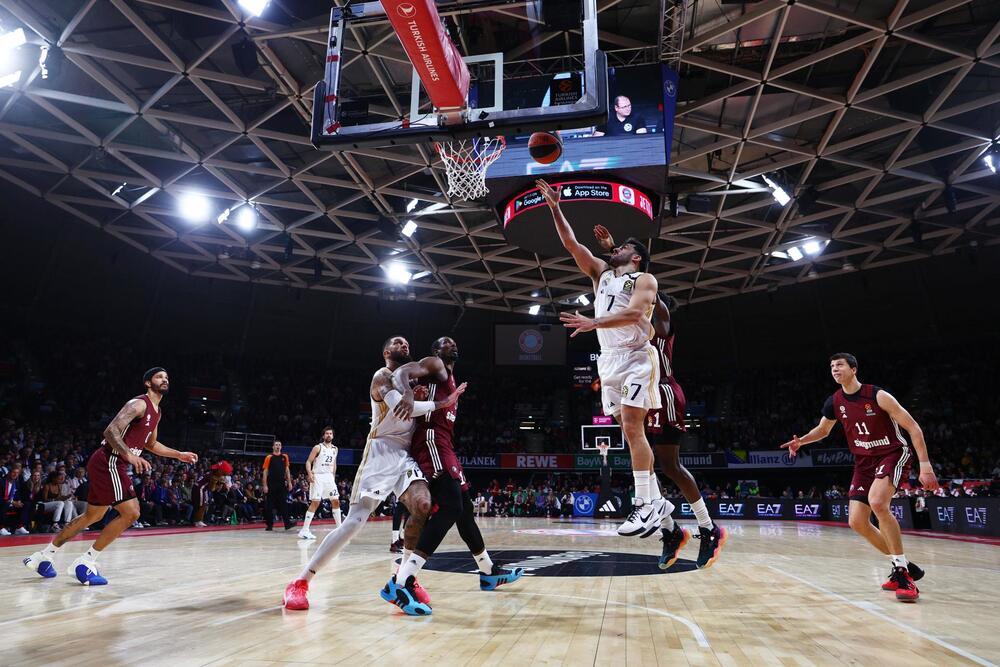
[{"xmin": 594, "ymin": 269, "xmax": 654, "ymax": 352}]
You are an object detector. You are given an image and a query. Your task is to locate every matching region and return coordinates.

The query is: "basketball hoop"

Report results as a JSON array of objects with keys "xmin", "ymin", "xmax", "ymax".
[
  {"xmin": 435, "ymin": 136, "xmax": 505, "ymax": 201},
  {"xmin": 597, "ymin": 442, "xmax": 610, "ymax": 465}
]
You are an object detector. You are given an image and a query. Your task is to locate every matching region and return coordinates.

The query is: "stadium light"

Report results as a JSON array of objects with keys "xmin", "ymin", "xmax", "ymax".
[
  {"xmin": 0, "ymin": 28, "xmax": 26, "ymax": 59},
  {"xmin": 762, "ymin": 174, "xmax": 791, "ymax": 206},
  {"xmin": 577, "ymin": 294, "xmax": 590, "ymax": 306},
  {"xmin": 985, "ymin": 150, "xmax": 997, "ymax": 174},
  {"xmin": 235, "ymin": 204, "xmax": 258, "ymax": 232},
  {"xmin": 238, "ymin": 0, "xmax": 269, "ymax": 17},
  {"xmin": 528, "ymin": 304, "xmax": 541, "ymax": 315},
  {"xmin": 803, "ymin": 240, "xmax": 822, "ymax": 256},
  {"xmin": 384, "ymin": 262, "xmax": 412, "ymax": 284},
  {"xmin": 406, "ymin": 198, "xmax": 419, "ymax": 212},
  {"xmin": 787, "ymin": 245, "xmax": 804, "ymax": 261},
  {"xmin": 401, "ymin": 220, "xmax": 418, "ymax": 237},
  {"xmin": 178, "ymin": 191, "xmax": 212, "ymax": 223}
]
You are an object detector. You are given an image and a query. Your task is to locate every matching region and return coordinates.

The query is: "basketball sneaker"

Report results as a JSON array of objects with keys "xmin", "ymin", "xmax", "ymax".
[
  {"xmin": 480, "ymin": 564, "xmax": 525, "ymax": 591},
  {"xmin": 640, "ymin": 499, "xmax": 675, "ymax": 539},
  {"xmin": 411, "ymin": 578, "xmax": 431, "ymax": 605},
  {"xmin": 283, "ymin": 579, "xmax": 310, "ymax": 610},
  {"xmin": 617, "ymin": 500, "xmax": 659, "ymax": 537},
  {"xmin": 886, "ymin": 566, "xmax": 919, "ymax": 602},
  {"xmin": 389, "ymin": 538, "xmax": 403, "ymax": 553},
  {"xmin": 68, "ymin": 556, "xmax": 107, "ymax": 585},
  {"xmin": 23, "ymin": 551, "xmax": 57, "ymax": 578},
  {"xmin": 881, "ymin": 562, "xmax": 924, "ymax": 591},
  {"xmin": 695, "ymin": 524, "xmax": 727, "ymax": 569},
  {"xmin": 298, "ymin": 529, "xmax": 316, "ymax": 540},
  {"xmin": 380, "ymin": 575, "xmax": 432, "ymax": 616},
  {"xmin": 658, "ymin": 524, "xmax": 690, "ymax": 570}
]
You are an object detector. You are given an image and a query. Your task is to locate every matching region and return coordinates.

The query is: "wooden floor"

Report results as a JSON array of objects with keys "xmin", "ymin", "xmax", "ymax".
[{"xmin": 2, "ymin": 518, "xmax": 998, "ymax": 666}]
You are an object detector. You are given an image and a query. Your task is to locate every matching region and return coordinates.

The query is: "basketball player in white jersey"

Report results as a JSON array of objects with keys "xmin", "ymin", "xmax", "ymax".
[
  {"xmin": 298, "ymin": 427, "xmax": 342, "ymax": 539},
  {"xmin": 283, "ymin": 336, "xmax": 466, "ymax": 612},
  {"xmin": 537, "ymin": 179, "xmax": 670, "ymax": 538}
]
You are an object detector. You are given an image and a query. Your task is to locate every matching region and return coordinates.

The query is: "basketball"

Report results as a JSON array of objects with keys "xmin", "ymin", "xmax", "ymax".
[{"xmin": 528, "ymin": 132, "xmax": 563, "ymax": 164}]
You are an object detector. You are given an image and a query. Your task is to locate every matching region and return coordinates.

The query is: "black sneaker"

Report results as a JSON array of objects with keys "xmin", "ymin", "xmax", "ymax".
[
  {"xmin": 907, "ymin": 561, "xmax": 924, "ymax": 582},
  {"xmin": 695, "ymin": 524, "xmax": 728, "ymax": 569},
  {"xmin": 389, "ymin": 539, "xmax": 403, "ymax": 553},
  {"xmin": 658, "ymin": 524, "xmax": 690, "ymax": 570},
  {"xmin": 265, "ymin": 526, "xmax": 273, "ymax": 531},
  {"xmin": 284, "ymin": 521, "xmax": 298, "ymax": 531}
]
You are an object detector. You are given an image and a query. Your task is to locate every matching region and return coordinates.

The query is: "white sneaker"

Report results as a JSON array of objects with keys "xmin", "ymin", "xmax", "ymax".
[
  {"xmin": 23, "ymin": 551, "xmax": 57, "ymax": 578},
  {"xmin": 0, "ymin": 528, "xmax": 10, "ymax": 536},
  {"xmin": 194, "ymin": 521, "xmax": 207, "ymax": 527},
  {"xmin": 640, "ymin": 499, "xmax": 675, "ymax": 539},
  {"xmin": 15, "ymin": 527, "xmax": 29, "ymax": 535},
  {"xmin": 68, "ymin": 556, "xmax": 108, "ymax": 585},
  {"xmin": 617, "ymin": 500, "xmax": 659, "ymax": 537},
  {"xmin": 298, "ymin": 529, "xmax": 316, "ymax": 540}
]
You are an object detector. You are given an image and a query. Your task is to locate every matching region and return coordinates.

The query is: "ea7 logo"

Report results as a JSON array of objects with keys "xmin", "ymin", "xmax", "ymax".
[
  {"xmin": 794, "ymin": 503, "xmax": 821, "ymax": 517},
  {"xmin": 890, "ymin": 504, "xmax": 905, "ymax": 520},
  {"xmin": 936, "ymin": 506, "xmax": 955, "ymax": 522},
  {"xmin": 757, "ymin": 503, "xmax": 782, "ymax": 516},
  {"xmin": 965, "ymin": 507, "xmax": 988, "ymax": 525},
  {"xmin": 718, "ymin": 503, "xmax": 744, "ymax": 516},
  {"xmin": 679, "ymin": 503, "xmax": 693, "ymax": 516}
]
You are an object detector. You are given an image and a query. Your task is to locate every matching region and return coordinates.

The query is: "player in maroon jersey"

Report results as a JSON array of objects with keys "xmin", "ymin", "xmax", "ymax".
[
  {"xmin": 781, "ymin": 353, "xmax": 939, "ymax": 602},
  {"xmin": 384, "ymin": 337, "xmax": 524, "ymax": 614},
  {"xmin": 594, "ymin": 224, "xmax": 726, "ymax": 569},
  {"xmin": 23, "ymin": 367, "xmax": 198, "ymax": 585}
]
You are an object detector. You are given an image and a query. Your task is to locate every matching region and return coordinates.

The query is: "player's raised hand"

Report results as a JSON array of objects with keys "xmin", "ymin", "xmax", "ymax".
[
  {"xmin": 593, "ymin": 224, "xmax": 615, "ymax": 251},
  {"xmin": 559, "ymin": 311, "xmax": 597, "ymax": 337},
  {"xmin": 779, "ymin": 435, "xmax": 802, "ymax": 457},
  {"xmin": 177, "ymin": 451, "xmax": 198, "ymax": 464},
  {"xmin": 437, "ymin": 382, "xmax": 468, "ymax": 410},
  {"xmin": 535, "ymin": 179, "xmax": 559, "ymax": 207}
]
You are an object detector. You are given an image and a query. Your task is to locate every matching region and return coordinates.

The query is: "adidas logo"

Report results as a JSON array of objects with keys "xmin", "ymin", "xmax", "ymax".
[{"xmin": 598, "ymin": 500, "xmax": 616, "ymax": 512}]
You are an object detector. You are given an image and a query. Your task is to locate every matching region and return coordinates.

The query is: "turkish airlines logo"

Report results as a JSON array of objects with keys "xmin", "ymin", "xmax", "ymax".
[{"xmin": 397, "ymin": 3, "xmax": 417, "ymax": 18}]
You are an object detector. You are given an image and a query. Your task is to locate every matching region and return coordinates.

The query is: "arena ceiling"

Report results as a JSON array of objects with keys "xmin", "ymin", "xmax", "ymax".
[{"xmin": 0, "ymin": 0, "xmax": 998, "ymax": 313}]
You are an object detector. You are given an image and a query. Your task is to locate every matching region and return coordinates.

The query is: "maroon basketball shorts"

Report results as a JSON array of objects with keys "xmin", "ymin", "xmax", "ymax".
[
  {"xmin": 646, "ymin": 381, "xmax": 687, "ymax": 439},
  {"xmin": 412, "ymin": 429, "xmax": 468, "ymax": 490},
  {"xmin": 86, "ymin": 447, "xmax": 137, "ymax": 506},
  {"xmin": 848, "ymin": 447, "xmax": 912, "ymax": 503}
]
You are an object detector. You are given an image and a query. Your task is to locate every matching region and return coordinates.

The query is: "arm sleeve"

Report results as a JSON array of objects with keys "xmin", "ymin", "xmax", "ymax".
[
  {"xmin": 821, "ymin": 396, "xmax": 836, "ymax": 420},
  {"xmin": 384, "ymin": 390, "xmax": 436, "ymax": 418}
]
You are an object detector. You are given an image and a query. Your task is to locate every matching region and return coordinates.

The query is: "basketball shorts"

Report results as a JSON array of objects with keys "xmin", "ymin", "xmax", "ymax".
[
  {"xmin": 86, "ymin": 447, "xmax": 136, "ymax": 507},
  {"xmin": 412, "ymin": 428, "xmax": 468, "ymax": 490},
  {"xmin": 849, "ymin": 447, "xmax": 912, "ymax": 503},
  {"xmin": 351, "ymin": 438, "xmax": 426, "ymax": 504},
  {"xmin": 597, "ymin": 344, "xmax": 661, "ymax": 418},
  {"xmin": 646, "ymin": 381, "xmax": 687, "ymax": 438},
  {"xmin": 309, "ymin": 474, "xmax": 339, "ymax": 502}
]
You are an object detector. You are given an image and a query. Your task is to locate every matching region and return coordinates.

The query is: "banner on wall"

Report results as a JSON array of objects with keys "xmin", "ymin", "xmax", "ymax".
[
  {"xmin": 573, "ymin": 492, "xmax": 599, "ymax": 517},
  {"xmin": 927, "ymin": 497, "xmax": 998, "ymax": 536},
  {"xmin": 726, "ymin": 450, "xmax": 813, "ymax": 468}
]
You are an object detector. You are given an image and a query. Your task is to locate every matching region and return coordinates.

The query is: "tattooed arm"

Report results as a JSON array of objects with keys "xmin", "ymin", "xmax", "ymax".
[{"xmin": 102, "ymin": 399, "xmax": 152, "ymax": 473}]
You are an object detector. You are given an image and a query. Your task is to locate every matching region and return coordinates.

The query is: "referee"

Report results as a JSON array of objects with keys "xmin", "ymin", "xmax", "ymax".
[{"xmin": 262, "ymin": 440, "xmax": 296, "ymax": 531}]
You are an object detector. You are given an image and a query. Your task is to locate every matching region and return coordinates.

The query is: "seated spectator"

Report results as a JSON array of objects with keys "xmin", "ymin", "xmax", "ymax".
[
  {"xmin": 41, "ymin": 470, "xmax": 77, "ymax": 531},
  {"xmin": 1, "ymin": 463, "xmax": 31, "ymax": 535}
]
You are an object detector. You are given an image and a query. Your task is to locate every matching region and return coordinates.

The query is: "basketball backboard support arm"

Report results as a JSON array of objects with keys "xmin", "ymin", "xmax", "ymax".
[{"xmin": 311, "ymin": 0, "xmax": 608, "ymax": 150}]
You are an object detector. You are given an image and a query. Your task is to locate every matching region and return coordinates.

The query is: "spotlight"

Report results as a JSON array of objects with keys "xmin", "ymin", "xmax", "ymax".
[
  {"xmin": 250, "ymin": 259, "xmax": 262, "ymax": 270},
  {"xmin": 464, "ymin": 295, "xmax": 474, "ymax": 306},
  {"xmin": 985, "ymin": 146, "xmax": 998, "ymax": 174},
  {"xmin": 0, "ymin": 28, "xmax": 26, "ymax": 58},
  {"xmin": 530, "ymin": 290, "xmax": 540, "ymax": 298},
  {"xmin": 384, "ymin": 261, "xmax": 412, "ymax": 284},
  {"xmin": 787, "ymin": 246, "xmax": 803, "ymax": 261},
  {"xmin": 401, "ymin": 220, "xmax": 418, "ymax": 237},
  {"xmin": 802, "ymin": 240, "xmax": 822, "ymax": 256},
  {"xmin": 528, "ymin": 304, "xmax": 541, "ymax": 315},
  {"xmin": 0, "ymin": 70, "xmax": 21, "ymax": 88},
  {"xmin": 238, "ymin": 0, "xmax": 269, "ymax": 16},
  {"xmin": 406, "ymin": 198, "xmax": 419, "ymax": 212},
  {"xmin": 235, "ymin": 204, "xmax": 257, "ymax": 231},
  {"xmin": 178, "ymin": 191, "xmax": 212, "ymax": 223},
  {"xmin": 39, "ymin": 45, "xmax": 64, "ymax": 80},
  {"xmin": 111, "ymin": 182, "xmax": 127, "ymax": 198},
  {"xmin": 762, "ymin": 174, "xmax": 791, "ymax": 206},
  {"xmin": 577, "ymin": 294, "xmax": 590, "ymax": 306}
]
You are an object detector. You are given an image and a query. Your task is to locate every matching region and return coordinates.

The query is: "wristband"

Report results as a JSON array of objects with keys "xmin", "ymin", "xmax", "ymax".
[{"xmin": 919, "ymin": 460, "xmax": 931, "ymax": 467}]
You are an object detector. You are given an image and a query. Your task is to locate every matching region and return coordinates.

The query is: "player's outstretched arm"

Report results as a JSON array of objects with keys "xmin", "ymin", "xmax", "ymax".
[
  {"xmin": 390, "ymin": 356, "xmax": 448, "ymax": 419},
  {"xmin": 876, "ymin": 390, "xmax": 939, "ymax": 490},
  {"xmin": 103, "ymin": 398, "xmax": 152, "ymax": 473},
  {"xmin": 780, "ymin": 418, "xmax": 836, "ymax": 457},
  {"xmin": 147, "ymin": 436, "xmax": 198, "ymax": 464},
  {"xmin": 560, "ymin": 273, "xmax": 657, "ymax": 337},
  {"xmin": 536, "ymin": 179, "xmax": 607, "ymax": 281}
]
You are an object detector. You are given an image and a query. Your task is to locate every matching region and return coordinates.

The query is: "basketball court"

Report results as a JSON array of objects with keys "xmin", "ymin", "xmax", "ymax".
[{"xmin": 2, "ymin": 519, "xmax": 997, "ymax": 665}]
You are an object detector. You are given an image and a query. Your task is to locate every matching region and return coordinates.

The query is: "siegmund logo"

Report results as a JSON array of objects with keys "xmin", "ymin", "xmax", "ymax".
[{"xmin": 422, "ymin": 550, "xmax": 695, "ymax": 577}]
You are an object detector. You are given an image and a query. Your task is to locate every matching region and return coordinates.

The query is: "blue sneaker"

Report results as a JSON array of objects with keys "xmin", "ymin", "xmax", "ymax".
[
  {"xmin": 23, "ymin": 551, "xmax": 57, "ymax": 578},
  {"xmin": 658, "ymin": 524, "xmax": 690, "ymax": 570},
  {"xmin": 480, "ymin": 565, "xmax": 525, "ymax": 591},
  {"xmin": 69, "ymin": 557, "xmax": 108, "ymax": 586},
  {"xmin": 379, "ymin": 575, "xmax": 432, "ymax": 616}
]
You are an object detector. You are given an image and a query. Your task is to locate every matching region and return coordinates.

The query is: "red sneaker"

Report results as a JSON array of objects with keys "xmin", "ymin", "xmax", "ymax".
[
  {"xmin": 887, "ymin": 567, "xmax": 919, "ymax": 602},
  {"xmin": 881, "ymin": 567, "xmax": 899, "ymax": 591},
  {"xmin": 283, "ymin": 579, "xmax": 310, "ymax": 610},
  {"xmin": 882, "ymin": 562, "xmax": 924, "ymax": 591},
  {"xmin": 411, "ymin": 578, "xmax": 432, "ymax": 606}
]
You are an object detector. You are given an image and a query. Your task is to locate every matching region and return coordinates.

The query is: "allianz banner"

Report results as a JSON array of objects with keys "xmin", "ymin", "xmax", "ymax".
[
  {"xmin": 928, "ymin": 497, "xmax": 999, "ymax": 537},
  {"xmin": 826, "ymin": 499, "xmax": 914, "ymax": 529},
  {"xmin": 726, "ymin": 450, "xmax": 813, "ymax": 468},
  {"xmin": 457, "ymin": 455, "xmax": 498, "ymax": 468},
  {"xmin": 812, "ymin": 449, "xmax": 854, "ymax": 466}
]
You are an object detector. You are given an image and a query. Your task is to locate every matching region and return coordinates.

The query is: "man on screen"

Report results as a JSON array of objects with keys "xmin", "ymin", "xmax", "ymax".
[{"xmin": 592, "ymin": 96, "xmax": 648, "ymax": 137}]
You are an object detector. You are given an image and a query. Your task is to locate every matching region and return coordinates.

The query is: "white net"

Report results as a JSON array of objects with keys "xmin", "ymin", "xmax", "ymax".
[
  {"xmin": 435, "ymin": 136, "xmax": 506, "ymax": 201},
  {"xmin": 597, "ymin": 442, "xmax": 610, "ymax": 464}
]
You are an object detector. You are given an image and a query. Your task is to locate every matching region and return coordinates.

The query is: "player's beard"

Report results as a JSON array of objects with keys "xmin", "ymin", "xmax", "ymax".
[
  {"xmin": 389, "ymin": 350, "xmax": 412, "ymax": 365},
  {"xmin": 607, "ymin": 251, "xmax": 631, "ymax": 268},
  {"xmin": 440, "ymin": 349, "xmax": 459, "ymax": 364},
  {"xmin": 154, "ymin": 382, "xmax": 169, "ymax": 395}
]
